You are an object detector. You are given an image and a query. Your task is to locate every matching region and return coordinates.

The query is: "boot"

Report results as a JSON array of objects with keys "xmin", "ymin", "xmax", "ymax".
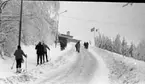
[
  {"xmin": 16, "ymin": 68, "xmax": 19, "ymax": 73},
  {"xmin": 36, "ymin": 63, "xmax": 39, "ymax": 66},
  {"xmin": 19, "ymin": 68, "xmax": 22, "ymax": 73},
  {"xmin": 17, "ymin": 68, "xmax": 21, "ymax": 73}
]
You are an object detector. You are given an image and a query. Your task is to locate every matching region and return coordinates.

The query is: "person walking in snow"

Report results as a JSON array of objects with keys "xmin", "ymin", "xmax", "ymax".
[
  {"xmin": 75, "ymin": 41, "xmax": 80, "ymax": 53},
  {"xmin": 14, "ymin": 45, "xmax": 27, "ymax": 73},
  {"xmin": 86, "ymin": 42, "xmax": 89, "ymax": 49},
  {"xmin": 35, "ymin": 42, "xmax": 43, "ymax": 65},
  {"xmin": 42, "ymin": 41, "xmax": 50, "ymax": 63},
  {"xmin": 84, "ymin": 42, "xmax": 88, "ymax": 49},
  {"xmin": 84, "ymin": 42, "xmax": 89, "ymax": 49}
]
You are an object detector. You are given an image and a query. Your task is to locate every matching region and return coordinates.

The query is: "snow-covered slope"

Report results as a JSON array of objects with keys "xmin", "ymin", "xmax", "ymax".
[
  {"xmin": 1, "ymin": 44, "xmax": 145, "ymax": 84},
  {"xmin": 92, "ymin": 47, "xmax": 145, "ymax": 84},
  {"xmin": 0, "ymin": 44, "xmax": 103, "ymax": 84},
  {"xmin": 0, "ymin": 43, "xmax": 73, "ymax": 79}
]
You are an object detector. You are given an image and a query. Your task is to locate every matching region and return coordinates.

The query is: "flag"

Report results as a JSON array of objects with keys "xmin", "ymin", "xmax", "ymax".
[{"xmin": 91, "ymin": 27, "xmax": 95, "ymax": 32}]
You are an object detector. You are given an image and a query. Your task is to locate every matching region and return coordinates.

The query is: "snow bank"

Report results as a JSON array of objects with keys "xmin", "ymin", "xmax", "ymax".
[
  {"xmin": 0, "ymin": 57, "xmax": 15, "ymax": 78},
  {"xmin": 49, "ymin": 43, "xmax": 74, "ymax": 62},
  {"xmin": 92, "ymin": 47, "xmax": 145, "ymax": 84},
  {"xmin": 0, "ymin": 43, "xmax": 75, "ymax": 84},
  {"xmin": 0, "ymin": 43, "xmax": 74, "ymax": 79},
  {"xmin": 21, "ymin": 43, "xmax": 74, "ymax": 70}
]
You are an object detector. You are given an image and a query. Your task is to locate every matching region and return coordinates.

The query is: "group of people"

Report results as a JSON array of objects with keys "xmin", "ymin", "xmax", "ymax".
[
  {"xmin": 13, "ymin": 40, "xmax": 89, "ymax": 73},
  {"xmin": 13, "ymin": 41, "xmax": 50, "ymax": 73},
  {"xmin": 84, "ymin": 42, "xmax": 89, "ymax": 49},
  {"xmin": 75, "ymin": 41, "xmax": 89, "ymax": 53},
  {"xmin": 35, "ymin": 41, "xmax": 50, "ymax": 65}
]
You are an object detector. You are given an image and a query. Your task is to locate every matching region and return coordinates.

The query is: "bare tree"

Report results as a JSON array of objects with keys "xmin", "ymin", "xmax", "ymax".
[
  {"xmin": 122, "ymin": 2, "xmax": 133, "ymax": 7},
  {"xmin": 0, "ymin": 0, "xmax": 11, "ymax": 29}
]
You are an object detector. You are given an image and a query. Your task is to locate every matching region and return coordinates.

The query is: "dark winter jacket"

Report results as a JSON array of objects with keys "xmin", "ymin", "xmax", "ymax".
[
  {"xmin": 14, "ymin": 49, "xmax": 26, "ymax": 60},
  {"xmin": 84, "ymin": 42, "xmax": 89, "ymax": 49},
  {"xmin": 42, "ymin": 43, "xmax": 50, "ymax": 53},
  {"xmin": 75, "ymin": 42, "xmax": 80, "ymax": 49},
  {"xmin": 35, "ymin": 43, "xmax": 44, "ymax": 55}
]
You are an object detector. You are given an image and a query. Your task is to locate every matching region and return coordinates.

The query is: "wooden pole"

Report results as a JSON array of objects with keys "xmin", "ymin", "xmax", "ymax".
[{"xmin": 18, "ymin": 0, "xmax": 23, "ymax": 46}]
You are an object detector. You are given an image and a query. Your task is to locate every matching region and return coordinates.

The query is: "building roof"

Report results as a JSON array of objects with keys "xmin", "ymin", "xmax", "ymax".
[
  {"xmin": 59, "ymin": 34, "xmax": 73, "ymax": 39},
  {"xmin": 58, "ymin": 33, "xmax": 80, "ymax": 43}
]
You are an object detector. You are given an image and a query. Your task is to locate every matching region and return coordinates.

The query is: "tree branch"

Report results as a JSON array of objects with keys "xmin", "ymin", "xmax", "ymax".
[{"xmin": 122, "ymin": 3, "xmax": 133, "ymax": 7}]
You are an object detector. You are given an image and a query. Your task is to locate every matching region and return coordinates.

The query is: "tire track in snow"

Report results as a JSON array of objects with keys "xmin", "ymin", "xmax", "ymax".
[
  {"xmin": 37, "ymin": 47, "xmax": 98, "ymax": 84},
  {"xmin": 78, "ymin": 48, "xmax": 98, "ymax": 83},
  {"xmin": 64, "ymin": 48, "xmax": 98, "ymax": 84},
  {"xmin": 34, "ymin": 48, "xmax": 78, "ymax": 84},
  {"xmin": 88, "ymin": 47, "xmax": 110, "ymax": 84}
]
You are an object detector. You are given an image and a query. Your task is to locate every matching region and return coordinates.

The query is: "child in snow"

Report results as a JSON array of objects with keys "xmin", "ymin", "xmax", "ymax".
[{"xmin": 14, "ymin": 45, "xmax": 27, "ymax": 73}]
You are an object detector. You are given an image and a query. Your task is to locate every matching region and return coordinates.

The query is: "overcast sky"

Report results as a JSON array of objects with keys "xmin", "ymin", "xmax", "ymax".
[{"xmin": 58, "ymin": 2, "xmax": 145, "ymax": 45}]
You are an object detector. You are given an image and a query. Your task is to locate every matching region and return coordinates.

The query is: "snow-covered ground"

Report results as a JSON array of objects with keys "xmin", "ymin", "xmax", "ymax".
[
  {"xmin": 0, "ymin": 43, "xmax": 108, "ymax": 84},
  {"xmin": 92, "ymin": 47, "xmax": 145, "ymax": 84},
  {"xmin": 0, "ymin": 43, "xmax": 73, "ymax": 80},
  {"xmin": 1, "ymin": 43, "xmax": 145, "ymax": 84}
]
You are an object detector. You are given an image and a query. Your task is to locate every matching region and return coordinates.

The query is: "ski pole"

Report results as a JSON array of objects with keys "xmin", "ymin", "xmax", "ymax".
[
  {"xmin": 11, "ymin": 59, "xmax": 15, "ymax": 69},
  {"xmin": 25, "ymin": 55, "xmax": 27, "ymax": 72},
  {"xmin": 49, "ymin": 50, "xmax": 51, "ymax": 61}
]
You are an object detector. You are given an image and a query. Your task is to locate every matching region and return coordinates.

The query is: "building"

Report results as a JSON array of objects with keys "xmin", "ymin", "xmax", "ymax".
[{"xmin": 58, "ymin": 31, "xmax": 80, "ymax": 44}]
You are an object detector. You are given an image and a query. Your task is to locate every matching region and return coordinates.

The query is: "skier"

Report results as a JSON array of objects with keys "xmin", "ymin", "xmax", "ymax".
[
  {"xmin": 87, "ymin": 42, "xmax": 89, "ymax": 49},
  {"xmin": 84, "ymin": 42, "xmax": 86, "ymax": 49},
  {"xmin": 35, "ymin": 42, "xmax": 43, "ymax": 65},
  {"xmin": 14, "ymin": 45, "xmax": 27, "ymax": 73},
  {"xmin": 75, "ymin": 41, "xmax": 80, "ymax": 53},
  {"xmin": 84, "ymin": 42, "xmax": 87, "ymax": 49},
  {"xmin": 84, "ymin": 42, "xmax": 89, "ymax": 49},
  {"xmin": 42, "ymin": 41, "xmax": 50, "ymax": 63}
]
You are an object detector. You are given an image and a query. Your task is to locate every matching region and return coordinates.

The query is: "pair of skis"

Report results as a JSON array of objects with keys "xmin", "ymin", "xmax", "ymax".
[
  {"xmin": 36, "ymin": 51, "xmax": 51, "ymax": 66},
  {"xmin": 36, "ymin": 58, "xmax": 51, "ymax": 66},
  {"xmin": 14, "ymin": 69, "xmax": 27, "ymax": 75},
  {"xmin": 11, "ymin": 57, "xmax": 27, "ymax": 74}
]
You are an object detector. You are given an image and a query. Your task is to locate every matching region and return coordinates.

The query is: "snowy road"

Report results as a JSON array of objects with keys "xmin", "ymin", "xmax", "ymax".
[
  {"xmin": 0, "ymin": 45, "xmax": 110, "ymax": 84},
  {"xmin": 33, "ymin": 46, "xmax": 109, "ymax": 84},
  {"xmin": 1, "ymin": 44, "xmax": 145, "ymax": 84}
]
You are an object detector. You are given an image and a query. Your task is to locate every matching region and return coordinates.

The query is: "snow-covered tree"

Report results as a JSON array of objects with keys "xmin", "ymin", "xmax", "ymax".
[
  {"xmin": 106, "ymin": 37, "xmax": 113, "ymax": 51},
  {"xmin": 113, "ymin": 34, "xmax": 122, "ymax": 54},
  {"xmin": 135, "ymin": 40, "xmax": 145, "ymax": 61},
  {"xmin": 121, "ymin": 37, "xmax": 128, "ymax": 56},
  {"xmin": 95, "ymin": 33, "xmax": 113, "ymax": 52},
  {"xmin": 95, "ymin": 33, "xmax": 102, "ymax": 48},
  {"xmin": 0, "ymin": 0, "xmax": 60, "ymax": 57},
  {"xmin": 95, "ymin": 32, "xmax": 145, "ymax": 62},
  {"xmin": 128, "ymin": 42, "xmax": 134, "ymax": 57}
]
